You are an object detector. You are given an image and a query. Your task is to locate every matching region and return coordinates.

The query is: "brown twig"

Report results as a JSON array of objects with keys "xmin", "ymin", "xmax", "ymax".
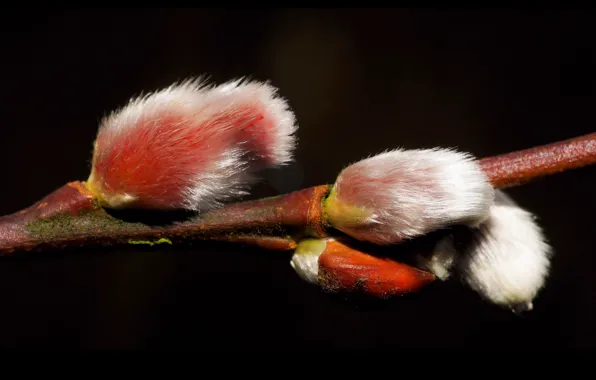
[
  {"xmin": 1, "ymin": 132, "xmax": 595, "ymax": 256},
  {"xmin": 479, "ymin": 132, "xmax": 596, "ymax": 188}
]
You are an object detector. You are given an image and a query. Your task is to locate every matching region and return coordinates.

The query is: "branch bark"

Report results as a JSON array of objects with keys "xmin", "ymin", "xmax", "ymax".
[{"xmin": 1, "ymin": 133, "xmax": 595, "ymax": 256}]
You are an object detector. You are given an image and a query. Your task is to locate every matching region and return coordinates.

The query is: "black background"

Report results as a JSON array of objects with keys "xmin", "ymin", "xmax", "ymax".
[{"xmin": 0, "ymin": 8, "xmax": 594, "ymax": 350}]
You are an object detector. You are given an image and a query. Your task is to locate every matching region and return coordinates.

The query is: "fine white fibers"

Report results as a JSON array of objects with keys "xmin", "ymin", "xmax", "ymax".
[
  {"xmin": 416, "ymin": 235, "xmax": 458, "ymax": 281},
  {"xmin": 459, "ymin": 190, "xmax": 552, "ymax": 312},
  {"xmin": 290, "ymin": 250, "xmax": 320, "ymax": 285},
  {"xmin": 331, "ymin": 148, "xmax": 495, "ymax": 245},
  {"xmin": 214, "ymin": 78, "xmax": 298, "ymax": 166},
  {"xmin": 100, "ymin": 77, "xmax": 298, "ymax": 165},
  {"xmin": 181, "ymin": 146, "xmax": 254, "ymax": 211},
  {"xmin": 289, "ymin": 238, "xmax": 329, "ymax": 285},
  {"xmin": 91, "ymin": 77, "xmax": 298, "ymax": 211}
]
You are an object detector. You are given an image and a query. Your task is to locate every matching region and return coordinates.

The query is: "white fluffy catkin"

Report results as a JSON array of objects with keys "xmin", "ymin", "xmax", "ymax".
[
  {"xmin": 418, "ymin": 190, "xmax": 553, "ymax": 312},
  {"xmin": 460, "ymin": 190, "xmax": 552, "ymax": 312},
  {"xmin": 326, "ymin": 148, "xmax": 495, "ymax": 245}
]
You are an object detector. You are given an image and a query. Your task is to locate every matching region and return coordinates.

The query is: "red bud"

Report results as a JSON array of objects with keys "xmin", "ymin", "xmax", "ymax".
[{"xmin": 317, "ymin": 239, "xmax": 436, "ymax": 298}]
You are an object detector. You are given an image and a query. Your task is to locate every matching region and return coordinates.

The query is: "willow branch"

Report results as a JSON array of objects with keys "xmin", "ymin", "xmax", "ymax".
[
  {"xmin": 1, "ymin": 133, "xmax": 595, "ymax": 256},
  {"xmin": 479, "ymin": 132, "xmax": 596, "ymax": 188}
]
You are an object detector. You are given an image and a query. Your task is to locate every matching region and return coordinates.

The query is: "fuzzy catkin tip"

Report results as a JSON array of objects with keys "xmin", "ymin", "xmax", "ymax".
[
  {"xmin": 458, "ymin": 190, "xmax": 553, "ymax": 312},
  {"xmin": 324, "ymin": 147, "xmax": 495, "ymax": 245},
  {"xmin": 87, "ymin": 77, "xmax": 298, "ymax": 211},
  {"xmin": 289, "ymin": 238, "xmax": 329, "ymax": 285},
  {"xmin": 417, "ymin": 190, "xmax": 552, "ymax": 312}
]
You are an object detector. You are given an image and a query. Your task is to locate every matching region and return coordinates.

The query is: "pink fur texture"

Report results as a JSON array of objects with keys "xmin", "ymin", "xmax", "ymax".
[
  {"xmin": 329, "ymin": 148, "xmax": 495, "ymax": 244},
  {"xmin": 88, "ymin": 78, "xmax": 298, "ymax": 211}
]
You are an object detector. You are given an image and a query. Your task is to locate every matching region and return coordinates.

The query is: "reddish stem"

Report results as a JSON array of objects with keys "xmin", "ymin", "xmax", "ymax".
[
  {"xmin": 479, "ymin": 132, "xmax": 596, "ymax": 188},
  {"xmin": 0, "ymin": 183, "xmax": 328, "ymax": 255},
  {"xmin": 1, "ymin": 133, "xmax": 595, "ymax": 256}
]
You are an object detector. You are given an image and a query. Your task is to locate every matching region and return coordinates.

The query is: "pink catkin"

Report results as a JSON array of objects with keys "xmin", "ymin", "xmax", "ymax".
[
  {"xmin": 328, "ymin": 148, "xmax": 495, "ymax": 245},
  {"xmin": 89, "ymin": 78, "xmax": 298, "ymax": 211}
]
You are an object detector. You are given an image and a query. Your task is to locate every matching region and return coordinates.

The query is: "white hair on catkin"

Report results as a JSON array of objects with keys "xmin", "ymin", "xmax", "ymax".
[
  {"xmin": 101, "ymin": 77, "xmax": 297, "ymax": 165},
  {"xmin": 289, "ymin": 238, "xmax": 331, "ymax": 286},
  {"xmin": 329, "ymin": 147, "xmax": 495, "ymax": 245},
  {"xmin": 89, "ymin": 77, "xmax": 298, "ymax": 211},
  {"xmin": 416, "ymin": 234, "xmax": 459, "ymax": 281},
  {"xmin": 417, "ymin": 190, "xmax": 552, "ymax": 312},
  {"xmin": 458, "ymin": 190, "xmax": 553, "ymax": 312}
]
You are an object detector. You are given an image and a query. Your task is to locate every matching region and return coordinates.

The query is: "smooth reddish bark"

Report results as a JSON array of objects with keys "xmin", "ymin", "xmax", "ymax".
[{"xmin": 317, "ymin": 239, "xmax": 436, "ymax": 298}]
